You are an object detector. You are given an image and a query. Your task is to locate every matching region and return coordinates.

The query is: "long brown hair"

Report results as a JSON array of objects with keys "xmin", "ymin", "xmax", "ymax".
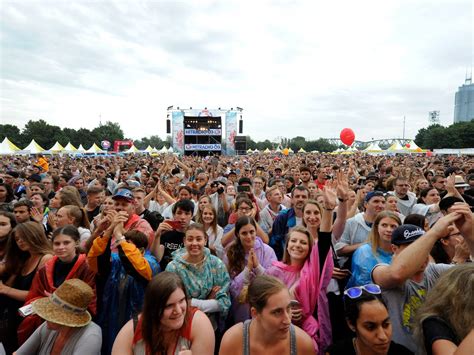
[
  {"xmin": 281, "ymin": 225, "xmax": 314, "ymax": 265},
  {"xmin": 141, "ymin": 272, "xmax": 189, "ymax": 354},
  {"xmin": 226, "ymin": 216, "xmax": 256, "ymax": 277},
  {"xmin": 58, "ymin": 186, "xmax": 83, "ymax": 208},
  {"xmin": 415, "ymin": 264, "xmax": 474, "ymax": 351},
  {"xmin": 4, "ymin": 221, "xmax": 52, "ymax": 275},
  {"xmin": 196, "ymin": 205, "xmax": 218, "ymax": 236}
]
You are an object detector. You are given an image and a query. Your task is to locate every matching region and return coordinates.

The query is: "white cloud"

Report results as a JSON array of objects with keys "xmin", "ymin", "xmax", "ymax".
[{"xmin": 0, "ymin": 0, "xmax": 471, "ymax": 143}]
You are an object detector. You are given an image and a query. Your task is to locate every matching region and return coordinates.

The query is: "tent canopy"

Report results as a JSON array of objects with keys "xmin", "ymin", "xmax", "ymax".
[{"xmin": 23, "ymin": 139, "xmax": 45, "ymax": 154}]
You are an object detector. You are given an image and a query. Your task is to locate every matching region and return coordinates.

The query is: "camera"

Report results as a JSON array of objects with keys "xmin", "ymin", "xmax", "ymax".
[{"xmin": 217, "ymin": 187, "xmax": 224, "ymax": 194}]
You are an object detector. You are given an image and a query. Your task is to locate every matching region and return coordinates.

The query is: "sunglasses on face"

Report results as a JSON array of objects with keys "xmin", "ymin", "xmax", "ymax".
[{"xmin": 344, "ymin": 284, "xmax": 381, "ymax": 299}]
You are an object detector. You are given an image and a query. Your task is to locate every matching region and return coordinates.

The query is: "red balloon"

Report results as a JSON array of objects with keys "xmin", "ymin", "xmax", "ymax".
[
  {"xmin": 426, "ymin": 151, "xmax": 433, "ymax": 157},
  {"xmin": 405, "ymin": 143, "xmax": 411, "ymax": 148},
  {"xmin": 340, "ymin": 128, "xmax": 355, "ymax": 146}
]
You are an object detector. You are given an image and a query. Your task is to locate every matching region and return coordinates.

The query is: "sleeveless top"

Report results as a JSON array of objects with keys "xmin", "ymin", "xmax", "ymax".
[
  {"xmin": 132, "ymin": 307, "xmax": 197, "ymax": 355},
  {"xmin": 14, "ymin": 257, "xmax": 42, "ymax": 291},
  {"xmin": 242, "ymin": 319, "xmax": 297, "ymax": 355}
]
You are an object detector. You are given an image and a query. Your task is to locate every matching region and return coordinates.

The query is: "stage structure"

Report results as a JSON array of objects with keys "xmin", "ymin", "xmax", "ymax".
[{"xmin": 166, "ymin": 107, "xmax": 244, "ymax": 156}]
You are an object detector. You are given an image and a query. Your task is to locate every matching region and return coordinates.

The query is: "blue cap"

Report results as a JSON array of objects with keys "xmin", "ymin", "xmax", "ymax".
[
  {"xmin": 112, "ymin": 189, "xmax": 134, "ymax": 202},
  {"xmin": 365, "ymin": 191, "xmax": 384, "ymax": 203},
  {"xmin": 391, "ymin": 224, "xmax": 425, "ymax": 245}
]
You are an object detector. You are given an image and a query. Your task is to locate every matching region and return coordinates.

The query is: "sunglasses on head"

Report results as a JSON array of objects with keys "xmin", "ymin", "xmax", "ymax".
[{"xmin": 344, "ymin": 284, "xmax": 381, "ymax": 299}]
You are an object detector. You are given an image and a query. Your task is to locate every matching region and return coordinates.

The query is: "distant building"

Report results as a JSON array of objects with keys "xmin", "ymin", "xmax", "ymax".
[{"xmin": 454, "ymin": 76, "xmax": 474, "ymax": 123}]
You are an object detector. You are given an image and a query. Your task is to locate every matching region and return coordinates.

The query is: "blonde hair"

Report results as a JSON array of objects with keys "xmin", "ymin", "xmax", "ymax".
[
  {"xmin": 368, "ymin": 211, "xmax": 401, "ymax": 255},
  {"xmin": 415, "ymin": 264, "xmax": 474, "ymax": 351}
]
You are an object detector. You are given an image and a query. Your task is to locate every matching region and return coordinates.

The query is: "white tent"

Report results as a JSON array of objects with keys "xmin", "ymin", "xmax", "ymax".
[
  {"xmin": 124, "ymin": 145, "xmax": 140, "ymax": 154},
  {"xmin": 246, "ymin": 148, "xmax": 253, "ymax": 154},
  {"xmin": 85, "ymin": 143, "xmax": 105, "ymax": 154},
  {"xmin": 0, "ymin": 138, "xmax": 21, "ymax": 154},
  {"xmin": 77, "ymin": 144, "xmax": 86, "ymax": 153},
  {"xmin": 48, "ymin": 141, "xmax": 64, "ymax": 153},
  {"xmin": 387, "ymin": 141, "xmax": 404, "ymax": 151},
  {"xmin": 363, "ymin": 142, "xmax": 383, "ymax": 152},
  {"xmin": 298, "ymin": 147, "xmax": 306, "ymax": 153},
  {"xmin": 62, "ymin": 142, "xmax": 77, "ymax": 152},
  {"xmin": 159, "ymin": 146, "xmax": 168, "ymax": 154},
  {"xmin": 263, "ymin": 148, "xmax": 271, "ymax": 154},
  {"xmin": 253, "ymin": 149, "xmax": 259, "ymax": 153},
  {"xmin": 23, "ymin": 139, "xmax": 45, "ymax": 154},
  {"xmin": 167, "ymin": 146, "xmax": 174, "ymax": 153},
  {"xmin": 288, "ymin": 147, "xmax": 294, "ymax": 154},
  {"xmin": 144, "ymin": 145, "xmax": 154, "ymax": 153}
]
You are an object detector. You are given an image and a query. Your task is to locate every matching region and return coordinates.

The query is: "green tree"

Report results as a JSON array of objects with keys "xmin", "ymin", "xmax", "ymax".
[
  {"xmin": 21, "ymin": 119, "xmax": 62, "ymax": 149},
  {"xmin": 91, "ymin": 121, "xmax": 124, "ymax": 143},
  {"xmin": 0, "ymin": 124, "xmax": 22, "ymax": 146}
]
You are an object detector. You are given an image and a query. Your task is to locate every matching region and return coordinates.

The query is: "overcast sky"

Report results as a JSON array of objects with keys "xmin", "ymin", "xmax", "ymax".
[{"xmin": 1, "ymin": 0, "xmax": 472, "ymax": 143}]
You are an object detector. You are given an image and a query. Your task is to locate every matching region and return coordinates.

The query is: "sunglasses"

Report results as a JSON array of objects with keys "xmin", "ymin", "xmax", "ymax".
[{"xmin": 344, "ymin": 284, "xmax": 381, "ymax": 299}]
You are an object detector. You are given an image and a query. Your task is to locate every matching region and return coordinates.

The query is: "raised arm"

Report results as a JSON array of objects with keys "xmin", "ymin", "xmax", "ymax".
[{"xmin": 373, "ymin": 213, "xmax": 460, "ymax": 288}]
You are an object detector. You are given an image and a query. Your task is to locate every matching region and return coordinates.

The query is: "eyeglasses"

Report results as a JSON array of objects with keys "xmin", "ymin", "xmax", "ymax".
[
  {"xmin": 238, "ymin": 207, "xmax": 251, "ymax": 212},
  {"xmin": 344, "ymin": 284, "xmax": 381, "ymax": 299}
]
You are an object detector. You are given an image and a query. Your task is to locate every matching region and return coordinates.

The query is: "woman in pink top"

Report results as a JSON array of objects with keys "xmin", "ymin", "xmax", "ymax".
[{"xmin": 266, "ymin": 183, "xmax": 344, "ymax": 352}]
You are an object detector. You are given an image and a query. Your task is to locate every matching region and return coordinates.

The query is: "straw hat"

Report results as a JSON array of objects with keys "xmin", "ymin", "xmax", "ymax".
[{"xmin": 32, "ymin": 279, "xmax": 93, "ymax": 327}]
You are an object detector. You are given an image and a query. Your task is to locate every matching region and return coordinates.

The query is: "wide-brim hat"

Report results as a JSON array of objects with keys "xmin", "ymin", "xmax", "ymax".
[
  {"xmin": 32, "ymin": 279, "xmax": 93, "ymax": 327},
  {"xmin": 454, "ymin": 175, "xmax": 469, "ymax": 188}
]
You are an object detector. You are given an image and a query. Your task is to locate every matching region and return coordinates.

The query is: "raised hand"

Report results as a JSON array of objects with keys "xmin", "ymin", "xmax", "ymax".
[
  {"xmin": 30, "ymin": 207, "xmax": 43, "ymax": 223},
  {"xmin": 322, "ymin": 180, "xmax": 337, "ymax": 210},
  {"xmin": 336, "ymin": 171, "xmax": 349, "ymax": 201}
]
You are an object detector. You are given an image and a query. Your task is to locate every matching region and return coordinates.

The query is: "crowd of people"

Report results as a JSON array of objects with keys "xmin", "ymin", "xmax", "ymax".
[{"xmin": 0, "ymin": 151, "xmax": 473, "ymax": 354}]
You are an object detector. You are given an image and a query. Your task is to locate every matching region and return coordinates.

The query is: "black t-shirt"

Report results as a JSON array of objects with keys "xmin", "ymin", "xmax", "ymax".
[
  {"xmin": 422, "ymin": 316, "xmax": 459, "ymax": 355},
  {"xmin": 139, "ymin": 209, "xmax": 162, "ymax": 231},
  {"xmin": 326, "ymin": 338, "xmax": 413, "ymax": 355},
  {"xmin": 86, "ymin": 205, "xmax": 101, "ymax": 223},
  {"xmin": 53, "ymin": 255, "xmax": 78, "ymax": 288},
  {"xmin": 159, "ymin": 230, "xmax": 184, "ymax": 270}
]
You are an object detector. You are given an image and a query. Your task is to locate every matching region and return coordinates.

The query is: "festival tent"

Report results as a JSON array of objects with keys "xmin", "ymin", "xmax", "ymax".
[
  {"xmin": 77, "ymin": 144, "xmax": 86, "ymax": 153},
  {"xmin": 0, "ymin": 137, "xmax": 21, "ymax": 154},
  {"xmin": 288, "ymin": 148, "xmax": 294, "ymax": 154},
  {"xmin": 246, "ymin": 148, "xmax": 253, "ymax": 154},
  {"xmin": 363, "ymin": 142, "xmax": 383, "ymax": 153},
  {"xmin": 387, "ymin": 141, "xmax": 404, "ymax": 151},
  {"xmin": 263, "ymin": 148, "xmax": 271, "ymax": 154},
  {"xmin": 144, "ymin": 145, "xmax": 154, "ymax": 153},
  {"xmin": 253, "ymin": 149, "xmax": 259, "ymax": 153},
  {"xmin": 124, "ymin": 145, "xmax": 140, "ymax": 154},
  {"xmin": 85, "ymin": 143, "xmax": 105, "ymax": 154},
  {"xmin": 62, "ymin": 142, "xmax": 77, "ymax": 153},
  {"xmin": 158, "ymin": 146, "xmax": 168, "ymax": 154},
  {"xmin": 348, "ymin": 146, "xmax": 359, "ymax": 152},
  {"xmin": 23, "ymin": 139, "xmax": 45, "ymax": 154},
  {"xmin": 167, "ymin": 146, "xmax": 174, "ymax": 153},
  {"xmin": 298, "ymin": 148, "xmax": 306, "ymax": 153},
  {"xmin": 48, "ymin": 142, "xmax": 64, "ymax": 153},
  {"xmin": 403, "ymin": 140, "xmax": 426, "ymax": 153}
]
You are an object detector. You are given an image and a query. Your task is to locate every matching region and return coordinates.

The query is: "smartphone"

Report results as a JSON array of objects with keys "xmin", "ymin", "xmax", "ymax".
[
  {"xmin": 19, "ymin": 304, "xmax": 34, "ymax": 317},
  {"xmin": 165, "ymin": 220, "xmax": 182, "ymax": 230}
]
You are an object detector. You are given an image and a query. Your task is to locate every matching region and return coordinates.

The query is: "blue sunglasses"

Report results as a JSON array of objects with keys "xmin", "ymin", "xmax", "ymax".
[{"xmin": 344, "ymin": 284, "xmax": 382, "ymax": 299}]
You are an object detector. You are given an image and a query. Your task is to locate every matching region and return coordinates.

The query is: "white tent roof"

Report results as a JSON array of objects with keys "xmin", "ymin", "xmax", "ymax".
[
  {"xmin": 167, "ymin": 146, "xmax": 174, "ymax": 153},
  {"xmin": 77, "ymin": 144, "xmax": 86, "ymax": 152},
  {"xmin": 298, "ymin": 147, "xmax": 306, "ymax": 153},
  {"xmin": 85, "ymin": 143, "xmax": 105, "ymax": 154},
  {"xmin": 124, "ymin": 145, "xmax": 140, "ymax": 154},
  {"xmin": 348, "ymin": 146, "xmax": 358, "ymax": 151},
  {"xmin": 49, "ymin": 142, "xmax": 64, "ymax": 152},
  {"xmin": 387, "ymin": 141, "xmax": 403, "ymax": 151},
  {"xmin": 364, "ymin": 142, "xmax": 383, "ymax": 152},
  {"xmin": 23, "ymin": 139, "xmax": 45, "ymax": 154},
  {"xmin": 405, "ymin": 140, "xmax": 421, "ymax": 151},
  {"xmin": 0, "ymin": 137, "xmax": 21, "ymax": 154},
  {"xmin": 263, "ymin": 148, "xmax": 271, "ymax": 154},
  {"xmin": 144, "ymin": 145, "xmax": 154, "ymax": 153},
  {"xmin": 63, "ymin": 142, "xmax": 77, "ymax": 152},
  {"xmin": 159, "ymin": 146, "xmax": 168, "ymax": 153}
]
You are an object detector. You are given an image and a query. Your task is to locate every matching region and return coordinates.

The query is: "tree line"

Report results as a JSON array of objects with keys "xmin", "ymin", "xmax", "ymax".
[{"xmin": 1, "ymin": 118, "xmax": 473, "ymax": 152}]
